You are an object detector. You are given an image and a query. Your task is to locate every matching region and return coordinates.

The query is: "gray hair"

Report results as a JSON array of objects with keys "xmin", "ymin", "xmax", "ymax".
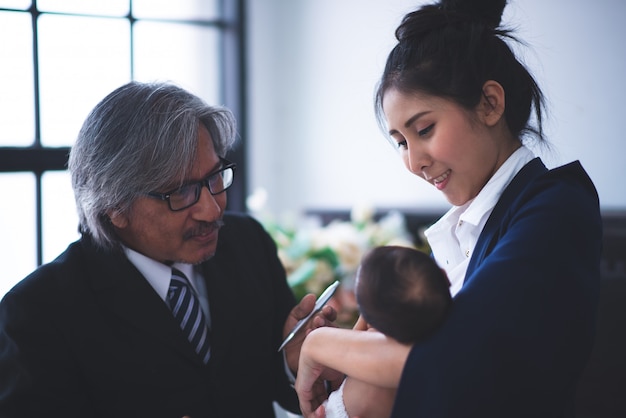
[{"xmin": 68, "ymin": 81, "xmax": 238, "ymax": 249}]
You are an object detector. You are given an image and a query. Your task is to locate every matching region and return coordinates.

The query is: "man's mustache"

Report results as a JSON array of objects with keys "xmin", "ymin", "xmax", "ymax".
[{"xmin": 183, "ymin": 219, "xmax": 225, "ymax": 240}]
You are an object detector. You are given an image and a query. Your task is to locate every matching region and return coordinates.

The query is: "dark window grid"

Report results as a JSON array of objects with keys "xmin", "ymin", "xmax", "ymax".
[{"xmin": 0, "ymin": 0, "xmax": 247, "ymax": 265}]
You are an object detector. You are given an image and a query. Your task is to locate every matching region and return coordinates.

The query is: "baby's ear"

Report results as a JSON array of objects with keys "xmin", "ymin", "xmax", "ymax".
[
  {"xmin": 480, "ymin": 80, "xmax": 506, "ymax": 127},
  {"xmin": 353, "ymin": 315, "xmax": 369, "ymax": 331}
]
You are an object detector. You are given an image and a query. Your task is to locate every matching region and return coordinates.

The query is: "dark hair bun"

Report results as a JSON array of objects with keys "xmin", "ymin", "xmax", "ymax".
[{"xmin": 440, "ymin": 0, "xmax": 507, "ymax": 28}]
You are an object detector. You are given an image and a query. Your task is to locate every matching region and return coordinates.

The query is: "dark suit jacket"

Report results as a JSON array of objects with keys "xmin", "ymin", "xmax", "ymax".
[
  {"xmin": 0, "ymin": 213, "xmax": 299, "ymax": 418},
  {"xmin": 392, "ymin": 159, "xmax": 603, "ymax": 418}
]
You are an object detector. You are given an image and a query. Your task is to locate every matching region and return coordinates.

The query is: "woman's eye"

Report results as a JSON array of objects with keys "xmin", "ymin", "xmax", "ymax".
[
  {"xmin": 396, "ymin": 140, "xmax": 408, "ymax": 150},
  {"xmin": 418, "ymin": 124, "xmax": 434, "ymax": 137}
]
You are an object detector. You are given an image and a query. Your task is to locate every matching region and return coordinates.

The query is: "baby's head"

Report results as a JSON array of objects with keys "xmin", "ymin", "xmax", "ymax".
[{"xmin": 355, "ymin": 246, "xmax": 451, "ymax": 343}]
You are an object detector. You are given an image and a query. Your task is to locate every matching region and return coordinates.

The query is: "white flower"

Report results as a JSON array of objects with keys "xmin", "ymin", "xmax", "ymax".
[
  {"xmin": 251, "ymin": 193, "xmax": 418, "ymax": 299},
  {"xmin": 246, "ymin": 187, "xmax": 268, "ymax": 214},
  {"xmin": 350, "ymin": 202, "xmax": 375, "ymax": 225}
]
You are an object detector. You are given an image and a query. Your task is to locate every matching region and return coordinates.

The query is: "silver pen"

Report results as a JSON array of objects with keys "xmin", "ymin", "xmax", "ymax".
[{"xmin": 278, "ymin": 280, "xmax": 340, "ymax": 351}]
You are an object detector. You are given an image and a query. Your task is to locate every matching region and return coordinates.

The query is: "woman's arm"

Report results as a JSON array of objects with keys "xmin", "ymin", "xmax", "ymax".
[{"xmin": 295, "ymin": 326, "xmax": 410, "ymax": 417}]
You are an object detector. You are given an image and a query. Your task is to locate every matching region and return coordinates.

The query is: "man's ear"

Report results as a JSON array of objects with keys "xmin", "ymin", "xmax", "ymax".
[
  {"xmin": 107, "ymin": 208, "xmax": 128, "ymax": 229},
  {"xmin": 479, "ymin": 80, "xmax": 506, "ymax": 127}
]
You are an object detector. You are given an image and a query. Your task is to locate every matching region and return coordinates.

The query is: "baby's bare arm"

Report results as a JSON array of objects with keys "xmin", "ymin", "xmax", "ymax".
[{"xmin": 342, "ymin": 376, "xmax": 396, "ymax": 418}]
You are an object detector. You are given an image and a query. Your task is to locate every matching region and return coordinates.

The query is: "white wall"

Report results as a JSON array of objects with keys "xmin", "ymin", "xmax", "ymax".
[{"xmin": 246, "ymin": 0, "xmax": 626, "ymax": 218}]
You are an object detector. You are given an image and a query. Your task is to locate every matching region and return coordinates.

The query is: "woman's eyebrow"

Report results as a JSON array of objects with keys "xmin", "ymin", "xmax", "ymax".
[{"xmin": 388, "ymin": 111, "xmax": 431, "ymax": 136}]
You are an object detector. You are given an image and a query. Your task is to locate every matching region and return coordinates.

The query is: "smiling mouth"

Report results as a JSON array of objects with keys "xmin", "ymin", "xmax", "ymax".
[{"xmin": 432, "ymin": 170, "xmax": 450, "ymax": 185}]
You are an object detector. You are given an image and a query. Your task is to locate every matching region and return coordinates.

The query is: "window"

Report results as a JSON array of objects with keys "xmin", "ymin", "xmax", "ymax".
[{"xmin": 0, "ymin": 0, "xmax": 246, "ymax": 296}]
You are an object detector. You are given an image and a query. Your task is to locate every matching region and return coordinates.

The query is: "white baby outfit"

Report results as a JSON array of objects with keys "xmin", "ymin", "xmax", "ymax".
[{"xmin": 323, "ymin": 380, "xmax": 349, "ymax": 418}]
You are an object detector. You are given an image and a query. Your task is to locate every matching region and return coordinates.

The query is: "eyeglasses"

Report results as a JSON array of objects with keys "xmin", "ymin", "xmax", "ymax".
[{"xmin": 147, "ymin": 157, "xmax": 236, "ymax": 211}]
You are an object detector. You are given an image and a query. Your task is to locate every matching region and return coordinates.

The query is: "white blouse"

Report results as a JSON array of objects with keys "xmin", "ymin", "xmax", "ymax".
[{"xmin": 424, "ymin": 146, "xmax": 535, "ymax": 297}]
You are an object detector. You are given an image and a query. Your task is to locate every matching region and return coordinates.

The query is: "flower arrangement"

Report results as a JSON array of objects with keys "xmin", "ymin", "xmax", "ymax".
[
  {"xmin": 268, "ymin": 206, "xmax": 417, "ymax": 297},
  {"xmin": 247, "ymin": 189, "xmax": 426, "ymax": 324}
]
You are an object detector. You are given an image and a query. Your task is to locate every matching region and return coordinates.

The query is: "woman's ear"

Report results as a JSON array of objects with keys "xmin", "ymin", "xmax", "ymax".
[{"xmin": 479, "ymin": 80, "xmax": 506, "ymax": 127}]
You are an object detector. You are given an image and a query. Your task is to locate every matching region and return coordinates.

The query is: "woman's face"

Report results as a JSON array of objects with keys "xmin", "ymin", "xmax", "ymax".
[{"xmin": 382, "ymin": 88, "xmax": 512, "ymax": 206}]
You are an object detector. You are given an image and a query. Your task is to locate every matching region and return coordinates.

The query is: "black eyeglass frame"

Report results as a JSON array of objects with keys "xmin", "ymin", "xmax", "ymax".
[{"xmin": 147, "ymin": 157, "xmax": 237, "ymax": 211}]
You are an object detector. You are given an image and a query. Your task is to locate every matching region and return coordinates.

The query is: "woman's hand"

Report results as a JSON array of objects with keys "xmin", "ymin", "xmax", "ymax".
[
  {"xmin": 295, "ymin": 329, "xmax": 344, "ymax": 418},
  {"xmin": 282, "ymin": 293, "xmax": 337, "ymax": 373},
  {"xmin": 295, "ymin": 325, "xmax": 412, "ymax": 417}
]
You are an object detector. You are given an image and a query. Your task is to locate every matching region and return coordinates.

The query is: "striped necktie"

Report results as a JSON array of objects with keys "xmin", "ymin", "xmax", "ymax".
[{"xmin": 168, "ymin": 268, "xmax": 211, "ymax": 364}]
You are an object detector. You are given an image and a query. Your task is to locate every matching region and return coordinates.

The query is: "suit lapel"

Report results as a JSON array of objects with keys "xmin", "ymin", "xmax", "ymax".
[
  {"xmin": 465, "ymin": 158, "xmax": 548, "ymax": 282},
  {"xmin": 86, "ymin": 246, "xmax": 205, "ymax": 367},
  {"xmin": 200, "ymin": 257, "xmax": 245, "ymax": 368}
]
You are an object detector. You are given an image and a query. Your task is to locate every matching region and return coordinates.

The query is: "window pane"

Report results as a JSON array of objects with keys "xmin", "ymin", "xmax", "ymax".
[
  {"xmin": 133, "ymin": 0, "xmax": 218, "ymax": 20},
  {"xmin": 0, "ymin": 11, "xmax": 35, "ymax": 146},
  {"xmin": 0, "ymin": 173, "xmax": 36, "ymax": 298},
  {"xmin": 37, "ymin": 0, "xmax": 128, "ymax": 16},
  {"xmin": 38, "ymin": 14, "xmax": 131, "ymax": 147},
  {"xmin": 134, "ymin": 21, "xmax": 220, "ymax": 105},
  {"xmin": 0, "ymin": 0, "xmax": 31, "ymax": 9},
  {"xmin": 41, "ymin": 171, "xmax": 80, "ymax": 264}
]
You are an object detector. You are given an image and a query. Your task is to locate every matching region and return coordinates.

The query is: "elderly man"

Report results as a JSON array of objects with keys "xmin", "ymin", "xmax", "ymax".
[{"xmin": 0, "ymin": 81, "xmax": 333, "ymax": 418}]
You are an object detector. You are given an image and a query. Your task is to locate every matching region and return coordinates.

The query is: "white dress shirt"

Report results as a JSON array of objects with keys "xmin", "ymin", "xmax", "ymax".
[
  {"xmin": 124, "ymin": 246, "xmax": 297, "ymax": 375},
  {"xmin": 424, "ymin": 146, "xmax": 535, "ymax": 297},
  {"xmin": 123, "ymin": 247, "xmax": 211, "ymax": 326}
]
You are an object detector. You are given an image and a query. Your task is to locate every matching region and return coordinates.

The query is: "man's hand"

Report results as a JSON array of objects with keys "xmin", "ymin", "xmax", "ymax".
[{"xmin": 282, "ymin": 293, "xmax": 337, "ymax": 373}]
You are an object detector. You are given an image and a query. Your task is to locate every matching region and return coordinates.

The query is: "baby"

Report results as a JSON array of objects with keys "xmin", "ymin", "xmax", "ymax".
[{"xmin": 324, "ymin": 245, "xmax": 452, "ymax": 418}]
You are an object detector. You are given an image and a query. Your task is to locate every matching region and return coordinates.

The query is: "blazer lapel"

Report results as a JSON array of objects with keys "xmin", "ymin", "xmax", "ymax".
[
  {"xmin": 465, "ymin": 158, "xmax": 548, "ymax": 282},
  {"xmin": 87, "ymin": 248, "xmax": 205, "ymax": 367},
  {"xmin": 200, "ymin": 255, "xmax": 246, "ymax": 368}
]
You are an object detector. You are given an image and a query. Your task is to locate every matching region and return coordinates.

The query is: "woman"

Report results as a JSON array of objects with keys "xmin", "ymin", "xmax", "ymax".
[{"xmin": 295, "ymin": 0, "xmax": 602, "ymax": 417}]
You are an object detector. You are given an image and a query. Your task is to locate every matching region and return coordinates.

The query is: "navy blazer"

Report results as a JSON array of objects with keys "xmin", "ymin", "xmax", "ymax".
[
  {"xmin": 392, "ymin": 159, "xmax": 602, "ymax": 418},
  {"xmin": 0, "ymin": 213, "xmax": 299, "ymax": 417}
]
